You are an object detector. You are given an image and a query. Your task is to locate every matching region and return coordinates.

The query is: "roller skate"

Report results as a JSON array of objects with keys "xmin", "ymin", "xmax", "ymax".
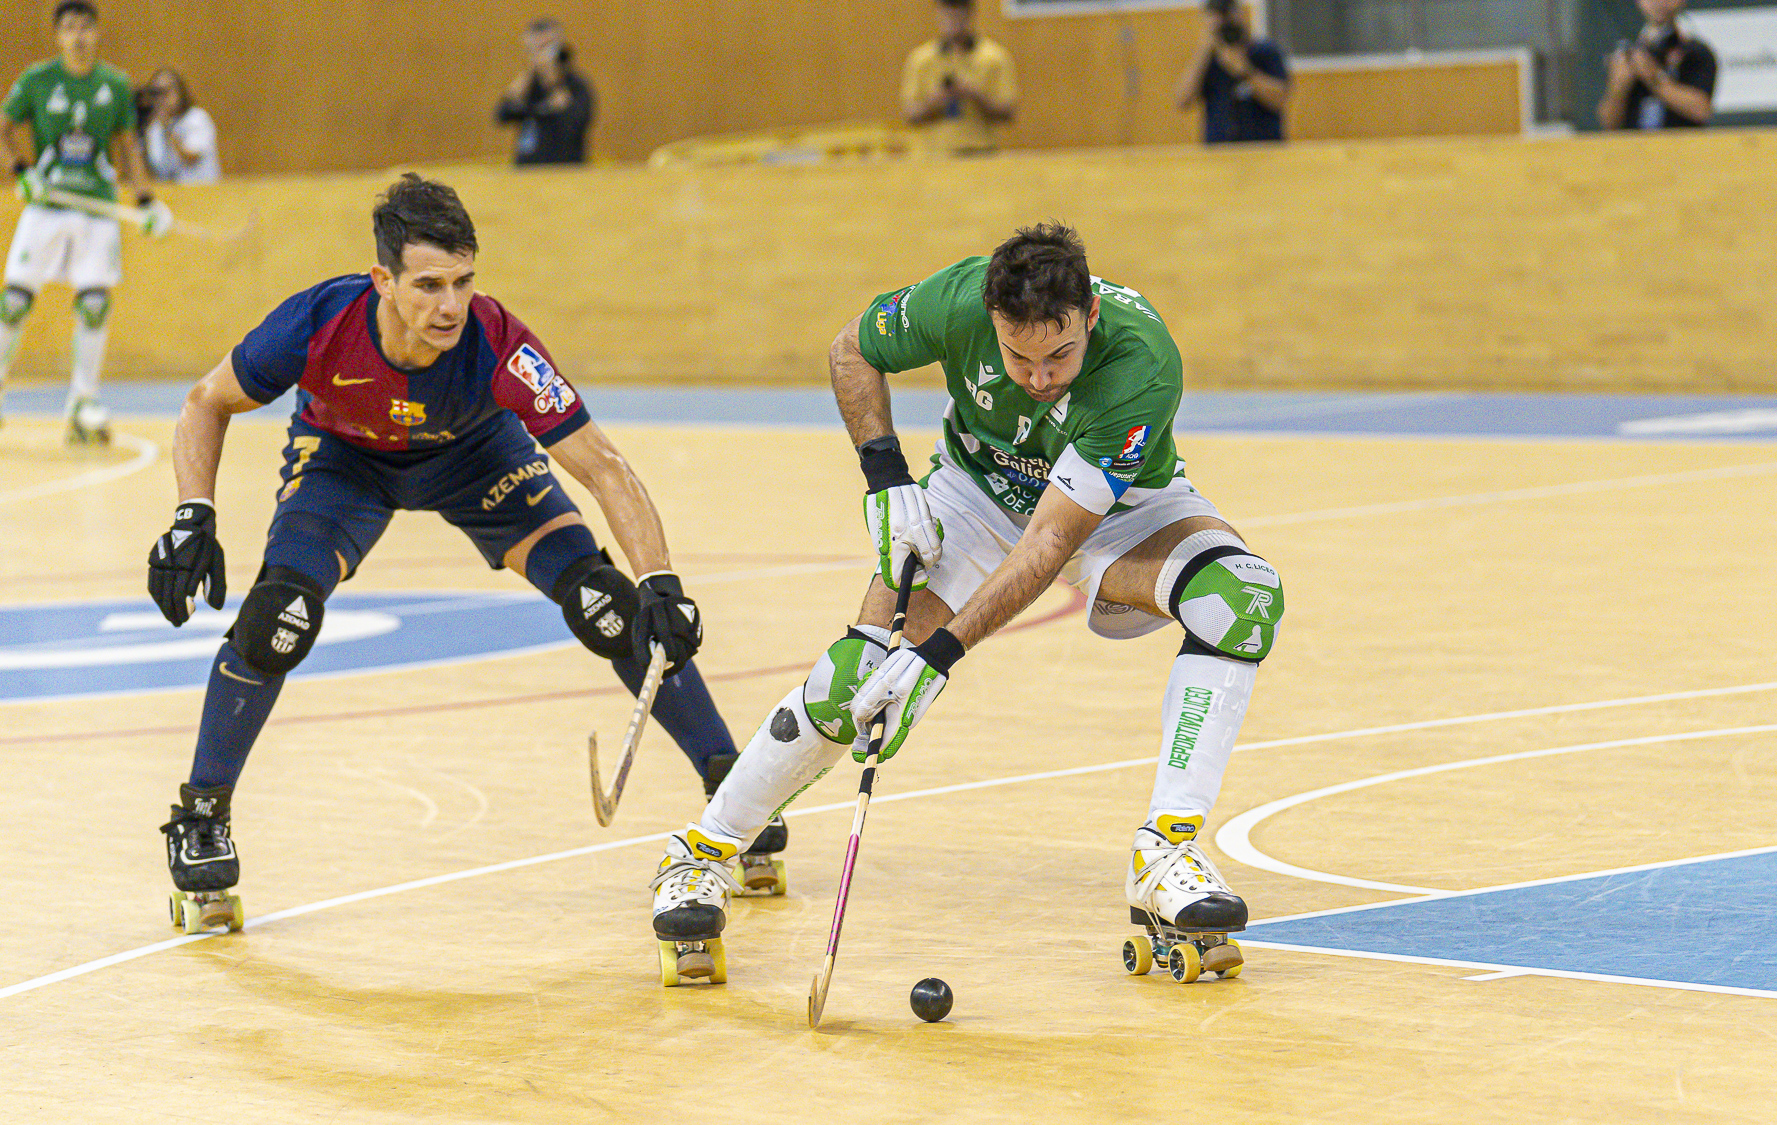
[
  {"xmin": 651, "ymin": 827, "xmax": 741, "ymax": 986},
  {"xmin": 703, "ymin": 752, "xmax": 788, "ymax": 897},
  {"xmin": 64, "ymin": 396, "xmax": 111, "ymax": 446},
  {"xmin": 160, "ymin": 783, "xmax": 244, "ymax": 934},
  {"xmin": 1122, "ymin": 811, "xmax": 1245, "ymax": 983}
]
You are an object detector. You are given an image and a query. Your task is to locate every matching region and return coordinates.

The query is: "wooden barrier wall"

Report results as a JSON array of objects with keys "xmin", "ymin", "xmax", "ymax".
[
  {"xmin": 0, "ymin": 1, "xmax": 1517, "ymax": 174},
  {"xmin": 5, "ymin": 129, "xmax": 1773, "ymax": 393}
]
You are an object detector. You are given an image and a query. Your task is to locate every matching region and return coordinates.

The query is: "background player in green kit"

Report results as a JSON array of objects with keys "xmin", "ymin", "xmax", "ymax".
[
  {"xmin": 649, "ymin": 223, "xmax": 1285, "ymax": 984},
  {"xmin": 0, "ymin": 1, "xmax": 168, "ymax": 442}
]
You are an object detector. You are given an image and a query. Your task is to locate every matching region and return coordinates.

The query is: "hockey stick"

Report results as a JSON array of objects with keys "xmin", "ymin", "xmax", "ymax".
[
  {"xmin": 588, "ymin": 643, "xmax": 668, "ymax": 827},
  {"xmin": 808, "ymin": 551, "xmax": 921, "ymax": 1028},
  {"xmin": 38, "ymin": 188, "xmax": 256, "ymax": 242}
]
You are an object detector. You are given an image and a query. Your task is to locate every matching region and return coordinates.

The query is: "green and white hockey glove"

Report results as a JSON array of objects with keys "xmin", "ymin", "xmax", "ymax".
[
  {"xmin": 138, "ymin": 194, "xmax": 174, "ymax": 239},
  {"xmin": 858, "ymin": 435, "xmax": 942, "ymax": 591},
  {"xmin": 12, "ymin": 164, "xmax": 45, "ymax": 205},
  {"xmin": 847, "ymin": 628, "xmax": 964, "ymax": 762}
]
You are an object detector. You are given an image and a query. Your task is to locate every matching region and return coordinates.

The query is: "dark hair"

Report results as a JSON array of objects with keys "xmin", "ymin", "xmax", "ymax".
[
  {"xmin": 53, "ymin": 1, "xmax": 98, "ymax": 25},
  {"xmin": 147, "ymin": 67, "xmax": 193, "ymax": 116},
  {"xmin": 983, "ymin": 222, "xmax": 1092, "ymax": 330},
  {"xmin": 938, "ymin": 0, "xmax": 974, "ymax": 8},
  {"xmin": 371, "ymin": 174, "xmax": 478, "ymax": 275}
]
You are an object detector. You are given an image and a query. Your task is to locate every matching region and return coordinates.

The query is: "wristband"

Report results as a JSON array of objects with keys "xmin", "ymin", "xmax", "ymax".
[
  {"xmin": 913, "ymin": 627, "xmax": 966, "ymax": 676},
  {"xmin": 858, "ymin": 435, "xmax": 914, "ymax": 492},
  {"xmin": 11, "ymin": 161, "xmax": 26, "ymax": 179},
  {"xmin": 136, "ymin": 191, "xmax": 154, "ymax": 208}
]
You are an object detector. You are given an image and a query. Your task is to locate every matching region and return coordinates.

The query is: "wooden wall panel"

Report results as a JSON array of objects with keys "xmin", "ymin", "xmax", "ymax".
[
  {"xmin": 3, "ymin": 1, "xmax": 1518, "ymax": 174},
  {"xmin": 1291, "ymin": 60, "xmax": 1525, "ymax": 141},
  {"xmin": 4, "ymin": 129, "xmax": 1773, "ymax": 395}
]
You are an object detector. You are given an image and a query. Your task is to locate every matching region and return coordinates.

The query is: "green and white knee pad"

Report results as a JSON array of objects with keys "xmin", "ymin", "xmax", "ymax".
[
  {"xmin": 802, "ymin": 624, "xmax": 891, "ymax": 744},
  {"xmin": 1158, "ymin": 530, "xmax": 1284, "ymax": 662},
  {"xmin": 0, "ymin": 286, "xmax": 32, "ymax": 328},
  {"xmin": 73, "ymin": 288, "xmax": 111, "ymax": 330}
]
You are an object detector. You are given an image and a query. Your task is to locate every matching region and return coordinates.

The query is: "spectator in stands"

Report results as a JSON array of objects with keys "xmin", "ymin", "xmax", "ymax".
[
  {"xmin": 901, "ymin": 0, "xmax": 1019, "ymax": 155},
  {"xmin": 1598, "ymin": 0, "xmax": 1715, "ymax": 129},
  {"xmin": 495, "ymin": 17, "xmax": 595, "ymax": 165},
  {"xmin": 138, "ymin": 69, "xmax": 219, "ymax": 184},
  {"xmin": 1176, "ymin": 0, "xmax": 1290, "ymax": 144}
]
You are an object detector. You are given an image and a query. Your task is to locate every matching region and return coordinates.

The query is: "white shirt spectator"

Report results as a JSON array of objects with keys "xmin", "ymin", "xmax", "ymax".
[{"xmin": 144, "ymin": 106, "xmax": 219, "ymax": 184}]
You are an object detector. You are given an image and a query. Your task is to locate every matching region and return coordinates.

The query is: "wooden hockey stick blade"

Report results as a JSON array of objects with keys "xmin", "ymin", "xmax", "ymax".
[
  {"xmin": 588, "ymin": 644, "xmax": 668, "ymax": 826},
  {"xmin": 808, "ymin": 961, "xmax": 835, "ymax": 1027},
  {"xmin": 39, "ymin": 188, "xmax": 251, "ymax": 242}
]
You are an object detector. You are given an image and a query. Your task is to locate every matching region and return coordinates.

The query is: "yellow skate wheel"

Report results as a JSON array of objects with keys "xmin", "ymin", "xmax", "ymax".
[
  {"xmin": 1206, "ymin": 938, "xmax": 1243, "ymax": 979},
  {"xmin": 707, "ymin": 938, "xmax": 727, "ymax": 984},
  {"xmin": 1122, "ymin": 937, "xmax": 1154, "ymax": 976},
  {"xmin": 769, "ymin": 860, "xmax": 788, "ymax": 897},
  {"xmin": 1168, "ymin": 943, "xmax": 1201, "ymax": 984},
  {"xmin": 659, "ymin": 941, "xmax": 681, "ymax": 987},
  {"xmin": 178, "ymin": 898, "xmax": 205, "ymax": 935},
  {"xmin": 168, "ymin": 891, "xmax": 187, "ymax": 928},
  {"xmin": 227, "ymin": 895, "xmax": 245, "ymax": 932}
]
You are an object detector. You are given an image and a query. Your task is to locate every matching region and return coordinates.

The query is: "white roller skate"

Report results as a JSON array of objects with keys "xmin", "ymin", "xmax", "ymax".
[
  {"xmin": 1123, "ymin": 811, "xmax": 1246, "ymax": 983},
  {"xmin": 65, "ymin": 396, "xmax": 111, "ymax": 446},
  {"xmin": 651, "ymin": 827, "xmax": 742, "ymax": 986}
]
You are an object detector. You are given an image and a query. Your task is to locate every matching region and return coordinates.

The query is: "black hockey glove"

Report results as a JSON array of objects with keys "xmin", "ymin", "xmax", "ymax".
[
  {"xmin": 148, "ymin": 500, "xmax": 228, "ymax": 626},
  {"xmin": 633, "ymin": 572, "xmax": 702, "ymax": 676}
]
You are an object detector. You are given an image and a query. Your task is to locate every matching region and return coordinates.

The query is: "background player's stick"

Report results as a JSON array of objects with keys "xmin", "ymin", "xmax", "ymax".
[
  {"xmin": 588, "ymin": 643, "xmax": 668, "ymax": 827},
  {"xmin": 808, "ymin": 552, "xmax": 921, "ymax": 1028},
  {"xmin": 39, "ymin": 188, "xmax": 256, "ymax": 242}
]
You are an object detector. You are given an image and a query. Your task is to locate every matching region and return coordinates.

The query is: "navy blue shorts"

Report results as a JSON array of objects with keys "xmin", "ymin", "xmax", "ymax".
[{"xmin": 265, "ymin": 415, "xmax": 582, "ymax": 584}]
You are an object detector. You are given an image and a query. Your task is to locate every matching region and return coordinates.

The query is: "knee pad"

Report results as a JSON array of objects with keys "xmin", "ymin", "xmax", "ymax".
[
  {"xmin": 1158, "ymin": 531, "xmax": 1284, "ymax": 663},
  {"xmin": 552, "ymin": 551, "xmax": 638, "ymax": 661},
  {"xmin": 802, "ymin": 624, "xmax": 891, "ymax": 744},
  {"xmin": 0, "ymin": 286, "xmax": 33, "ymax": 328},
  {"xmin": 72, "ymin": 288, "xmax": 111, "ymax": 330},
  {"xmin": 228, "ymin": 566, "xmax": 327, "ymax": 676}
]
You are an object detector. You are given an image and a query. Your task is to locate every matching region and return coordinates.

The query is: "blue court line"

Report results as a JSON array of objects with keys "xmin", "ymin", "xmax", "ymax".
[
  {"xmin": 7, "ymin": 382, "xmax": 1777, "ymax": 440},
  {"xmin": 1245, "ymin": 848, "xmax": 1777, "ymax": 996}
]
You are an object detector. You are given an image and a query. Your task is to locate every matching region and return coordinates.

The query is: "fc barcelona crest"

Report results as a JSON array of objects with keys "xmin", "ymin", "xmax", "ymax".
[{"xmin": 389, "ymin": 399, "xmax": 427, "ymax": 426}]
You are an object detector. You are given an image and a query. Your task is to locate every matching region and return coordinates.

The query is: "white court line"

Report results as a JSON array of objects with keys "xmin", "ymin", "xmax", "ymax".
[
  {"xmin": 0, "ymin": 433, "xmax": 158, "ymax": 506},
  {"xmin": 6, "ymin": 694, "xmax": 1777, "ymax": 1003},
  {"xmin": 1215, "ymin": 724, "xmax": 1777, "ymax": 894}
]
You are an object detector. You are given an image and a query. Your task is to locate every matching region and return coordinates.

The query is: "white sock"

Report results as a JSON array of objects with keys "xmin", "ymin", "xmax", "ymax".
[
  {"xmin": 704, "ymin": 684, "xmax": 849, "ymax": 849},
  {"xmin": 69, "ymin": 321, "xmax": 106, "ymax": 404},
  {"xmin": 1144, "ymin": 652, "xmax": 1256, "ymax": 831},
  {"xmin": 0, "ymin": 320, "xmax": 21, "ymax": 383}
]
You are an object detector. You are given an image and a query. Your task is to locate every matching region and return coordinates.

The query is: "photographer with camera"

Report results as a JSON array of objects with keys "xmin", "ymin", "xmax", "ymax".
[
  {"xmin": 901, "ymin": 0, "xmax": 1019, "ymax": 156},
  {"xmin": 138, "ymin": 69, "xmax": 219, "ymax": 185},
  {"xmin": 494, "ymin": 16, "xmax": 595, "ymax": 166},
  {"xmin": 1176, "ymin": 0, "xmax": 1290, "ymax": 144},
  {"xmin": 1598, "ymin": 0, "xmax": 1714, "ymax": 129}
]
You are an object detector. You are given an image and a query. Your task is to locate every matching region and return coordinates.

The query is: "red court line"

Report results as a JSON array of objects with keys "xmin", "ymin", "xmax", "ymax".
[{"xmin": 0, "ymin": 586, "xmax": 1085, "ymax": 746}]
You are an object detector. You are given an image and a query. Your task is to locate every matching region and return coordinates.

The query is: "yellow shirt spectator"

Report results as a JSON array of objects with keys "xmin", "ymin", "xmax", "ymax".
[{"xmin": 901, "ymin": 34, "xmax": 1019, "ymax": 155}]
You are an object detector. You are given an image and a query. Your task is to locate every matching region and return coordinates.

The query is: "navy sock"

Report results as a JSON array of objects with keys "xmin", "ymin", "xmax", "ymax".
[
  {"xmin": 610, "ymin": 654, "xmax": 735, "ymax": 780},
  {"xmin": 189, "ymin": 641, "xmax": 286, "ymax": 789}
]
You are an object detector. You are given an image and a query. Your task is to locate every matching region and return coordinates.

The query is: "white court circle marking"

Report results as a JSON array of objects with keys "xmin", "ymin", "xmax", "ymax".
[
  {"xmin": 0, "ymin": 432, "xmax": 158, "ymax": 506},
  {"xmin": 1214, "ymin": 723, "xmax": 1777, "ymax": 895},
  {"xmin": 6, "ymin": 687, "xmax": 1777, "ymax": 1002}
]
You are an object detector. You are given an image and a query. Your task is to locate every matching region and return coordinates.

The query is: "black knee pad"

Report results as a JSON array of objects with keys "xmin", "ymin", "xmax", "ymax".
[
  {"xmin": 228, "ymin": 566, "xmax": 327, "ymax": 676},
  {"xmin": 552, "ymin": 551, "xmax": 638, "ymax": 661}
]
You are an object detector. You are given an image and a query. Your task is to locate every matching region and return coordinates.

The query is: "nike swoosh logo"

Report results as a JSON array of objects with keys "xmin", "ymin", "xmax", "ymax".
[
  {"xmin": 331, "ymin": 374, "xmax": 374, "ymax": 386},
  {"xmin": 218, "ymin": 662, "xmax": 263, "ymax": 686},
  {"xmin": 525, "ymin": 487, "xmax": 555, "ymax": 506}
]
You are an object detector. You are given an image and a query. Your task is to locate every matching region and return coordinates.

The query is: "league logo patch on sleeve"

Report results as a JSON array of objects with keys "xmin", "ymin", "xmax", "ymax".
[
  {"xmin": 507, "ymin": 343, "xmax": 578, "ymax": 414},
  {"xmin": 1102, "ymin": 424, "xmax": 1149, "ymax": 470}
]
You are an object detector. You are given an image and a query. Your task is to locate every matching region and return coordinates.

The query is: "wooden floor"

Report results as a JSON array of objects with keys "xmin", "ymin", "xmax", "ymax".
[{"xmin": 2, "ymin": 411, "xmax": 1775, "ymax": 1123}]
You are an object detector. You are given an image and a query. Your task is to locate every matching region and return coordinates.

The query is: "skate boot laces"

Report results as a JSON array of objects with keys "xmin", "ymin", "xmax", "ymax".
[
  {"xmin": 160, "ymin": 810, "xmax": 236, "ymax": 862},
  {"xmin": 651, "ymin": 832, "xmax": 742, "ymax": 907},
  {"xmin": 1135, "ymin": 837, "xmax": 1231, "ymax": 904}
]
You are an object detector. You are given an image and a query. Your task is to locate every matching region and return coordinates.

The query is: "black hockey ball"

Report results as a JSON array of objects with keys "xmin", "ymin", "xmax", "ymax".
[{"xmin": 909, "ymin": 977, "xmax": 953, "ymax": 1022}]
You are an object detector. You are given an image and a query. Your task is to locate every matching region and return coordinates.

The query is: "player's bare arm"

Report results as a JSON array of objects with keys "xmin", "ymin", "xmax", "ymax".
[
  {"xmin": 945, "ymin": 485, "xmax": 1100, "ymax": 649},
  {"xmin": 171, "ymin": 353, "xmax": 260, "ymax": 502},
  {"xmin": 830, "ymin": 313, "xmax": 894, "ymax": 446},
  {"xmin": 539, "ymin": 420, "xmax": 672, "ymax": 577},
  {"xmin": 1, "ymin": 117, "xmax": 32, "ymax": 170}
]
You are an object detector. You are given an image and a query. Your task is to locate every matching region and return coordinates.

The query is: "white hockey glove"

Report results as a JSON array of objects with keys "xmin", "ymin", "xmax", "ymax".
[
  {"xmin": 13, "ymin": 164, "xmax": 45, "ymax": 205},
  {"xmin": 138, "ymin": 195, "xmax": 174, "ymax": 239},
  {"xmin": 858, "ymin": 435, "xmax": 942, "ymax": 591},
  {"xmin": 847, "ymin": 627, "xmax": 964, "ymax": 762}
]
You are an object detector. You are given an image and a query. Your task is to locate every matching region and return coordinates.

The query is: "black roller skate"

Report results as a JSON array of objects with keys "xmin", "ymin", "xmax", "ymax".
[
  {"xmin": 703, "ymin": 753, "xmax": 789, "ymax": 897},
  {"xmin": 160, "ymin": 783, "xmax": 244, "ymax": 934}
]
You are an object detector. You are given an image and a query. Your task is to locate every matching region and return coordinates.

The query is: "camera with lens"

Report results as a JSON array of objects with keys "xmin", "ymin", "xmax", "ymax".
[{"xmin": 1206, "ymin": 0, "xmax": 1247, "ymax": 45}]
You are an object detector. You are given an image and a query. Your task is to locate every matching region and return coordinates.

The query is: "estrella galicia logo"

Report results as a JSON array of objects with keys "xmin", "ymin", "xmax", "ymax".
[{"xmin": 0, "ymin": 591, "xmax": 578, "ymax": 703}]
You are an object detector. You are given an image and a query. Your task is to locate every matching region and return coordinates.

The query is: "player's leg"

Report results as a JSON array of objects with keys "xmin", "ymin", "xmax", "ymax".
[
  {"xmin": 0, "ymin": 206, "xmax": 59, "ymax": 425},
  {"xmin": 1093, "ymin": 502, "xmax": 1284, "ymax": 978},
  {"xmin": 163, "ymin": 437, "xmax": 391, "ymax": 931},
  {"xmin": 62, "ymin": 215, "xmax": 122, "ymax": 444}
]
